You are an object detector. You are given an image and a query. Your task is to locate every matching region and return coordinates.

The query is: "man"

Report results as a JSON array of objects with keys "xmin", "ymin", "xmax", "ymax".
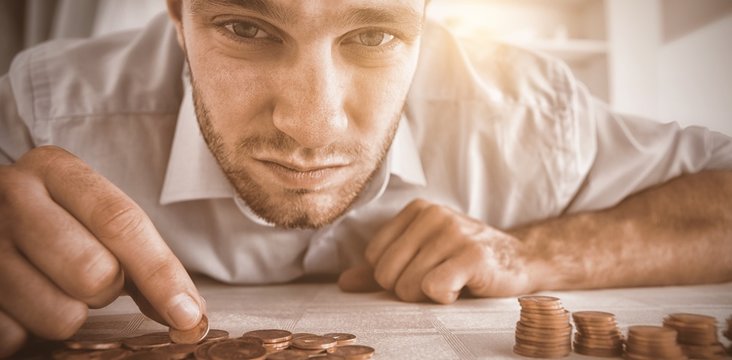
[{"xmin": 1, "ymin": 0, "xmax": 731, "ymax": 356}]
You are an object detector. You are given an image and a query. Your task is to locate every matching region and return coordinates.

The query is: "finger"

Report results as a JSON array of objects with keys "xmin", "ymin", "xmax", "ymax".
[
  {"xmin": 373, "ymin": 203, "xmax": 449, "ymax": 291},
  {"xmin": 0, "ymin": 311, "xmax": 27, "ymax": 358},
  {"xmin": 364, "ymin": 199, "xmax": 427, "ymax": 265},
  {"xmin": 337, "ymin": 265, "xmax": 382, "ymax": 293},
  {"xmin": 19, "ymin": 146, "xmax": 203, "ymax": 331},
  {"xmin": 420, "ymin": 248, "xmax": 481, "ymax": 304},
  {"xmin": 125, "ymin": 280, "xmax": 167, "ymax": 325},
  {"xmin": 0, "ymin": 245, "xmax": 87, "ymax": 340},
  {"xmin": 393, "ymin": 230, "xmax": 463, "ymax": 302},
  {"xmin": 8, "ymin": 174, "xmax": 123, "ymax": 308}
]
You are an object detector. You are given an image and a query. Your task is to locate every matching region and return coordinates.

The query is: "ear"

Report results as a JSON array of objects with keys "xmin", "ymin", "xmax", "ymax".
[{"xmin": 166, "ymin": 0, "xmax": 185, "ymax": 49}]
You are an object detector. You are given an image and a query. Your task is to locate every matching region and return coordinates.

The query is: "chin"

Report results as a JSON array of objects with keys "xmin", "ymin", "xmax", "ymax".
[{"xmin": 248, "ymin": 191, "xmax": 355, "ymax": 230}]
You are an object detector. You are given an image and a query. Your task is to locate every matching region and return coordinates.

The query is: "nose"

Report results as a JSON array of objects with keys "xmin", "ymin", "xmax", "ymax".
[{"xmin": 272, "ymin": 45, "xmax": 348, "ymax": 149}]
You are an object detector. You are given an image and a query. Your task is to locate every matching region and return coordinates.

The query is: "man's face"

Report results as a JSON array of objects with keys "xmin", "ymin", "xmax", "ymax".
[{"xmin": 172, "ymin": 0, "xmax": 424, "ymax": 229}]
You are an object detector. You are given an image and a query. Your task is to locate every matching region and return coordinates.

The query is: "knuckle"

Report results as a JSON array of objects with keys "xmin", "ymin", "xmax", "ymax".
[
  {"xmin": 421, "ymin": 279, "xmax": 454, "ymax": 305},
  {"xmin": 406, "ymin": 198, "xmax": 429, "ymax": 211},
  {"xmin": 90, "ymin": 197, "xmax": 146, "ymax": 243},
  {"xmin": 394, "ymin": 278, "xmax": 422, "ymax": 303},
  {"xmin": 74, "ymin": 252, "xmax": 122, "ymax": 300},
  {"xmin": 17, "ymin": 145, "xmax": 68, "ymax": 169},
  {"xmin": 373, "ymin": 268, "xmax": 394, "ymax": 291}
]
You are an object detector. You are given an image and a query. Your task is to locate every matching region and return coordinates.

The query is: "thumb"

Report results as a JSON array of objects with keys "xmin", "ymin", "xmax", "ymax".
[{"xmin": 338, "ymin": 264, "xmax": 382, "ymax": 293}]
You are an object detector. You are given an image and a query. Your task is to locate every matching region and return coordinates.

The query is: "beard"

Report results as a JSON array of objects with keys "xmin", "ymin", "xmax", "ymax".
[{"xmin": 189, "ymin": 75, "xmax": 402, "ymax": 229}]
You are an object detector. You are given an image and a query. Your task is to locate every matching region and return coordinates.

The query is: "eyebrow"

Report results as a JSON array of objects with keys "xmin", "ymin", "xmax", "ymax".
[
  {"xmin": 191, "ymin": 0, "xmax": 294, "ymax": 25},
  {"xmin": 191, "ymin": 0, "xmax": 424, "ymax": 33}
]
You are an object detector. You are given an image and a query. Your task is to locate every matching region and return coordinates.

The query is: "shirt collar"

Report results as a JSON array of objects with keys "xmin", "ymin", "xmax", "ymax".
[{"xmin": 159, "ymin": 79, "xmax": 426, "ymax": 216}]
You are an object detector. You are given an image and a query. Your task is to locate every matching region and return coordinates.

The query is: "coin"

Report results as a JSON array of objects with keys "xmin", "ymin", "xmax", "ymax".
[
  {"xmin": 330, "ymin": 345, "xmax": 375, "ymax": 360},
  {"xmin": 291, "ymin": 335, "xmax": 337, "ymax": 350},
  {"xmin": 122, "ymin": 332, "xmax": 172, "ymax": 350},
  {"xmin": 208, "ymin": 339, "xmax": 267, "ymax": 360},
  {"xmin": 243, "ymin": 329, "xmax": 293, "ymax": 344},
  {"xmin": 514, "ymin": 296, "xmax": 572, "ymax": 358},
  {"xmin": 625, "ymin": 325, "xmax": 686, "ymax": 359},
  {"xmin": 64, "ymin": 338, "xmax": 122, "ymax": 350},
  {"xmin": 156, "ymin": 343, "xmax": 199, "ymax": 359},
  {"xmin": 169, "ymin": 314, "xmax": 210, "ymax": 344},
  {"xmin": 194, "ymin": 340, "xmax": 219, "ymax": 360},
  {"xmin": 323, "ymin": 333, "xmax": 357, "ymax": 345},
  {"xmin": 572, "ymin": 311, "xmax": 623, "ymax": 358},
  {"xmin": 204, "ymin": 329, "xmax": 230, "ymax": 342},
  {"xmin": 264, "ymin": 349, "xmax": 311, "ymax": 360}
]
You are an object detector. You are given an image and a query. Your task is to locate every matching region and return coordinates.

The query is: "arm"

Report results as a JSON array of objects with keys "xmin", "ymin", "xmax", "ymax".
[
  {"xmin": 338, "ymin": 170, "xmax": 732, "ymax": 303},
  {"xmin": 515, "ymin": 169, "xmax": 732, "ymax": 291}
]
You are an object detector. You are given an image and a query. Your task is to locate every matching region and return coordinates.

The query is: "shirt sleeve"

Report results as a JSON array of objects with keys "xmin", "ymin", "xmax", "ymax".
[
  {"xmin": 0, "ymin": 73, "xmax": 33, "ymax": 165},
  {"xmin": 565, "ymin": 97, "xmax": 732, "ymax": 213}
]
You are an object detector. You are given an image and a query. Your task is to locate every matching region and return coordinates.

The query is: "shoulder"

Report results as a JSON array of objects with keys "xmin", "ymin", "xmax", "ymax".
[
  {"xmin": 406, "ymin": 21, "xmax": 598, "ymax": 222},
  {"xmin": 7, "ymin": 13, "xmax": 184, "ymax": 132}
]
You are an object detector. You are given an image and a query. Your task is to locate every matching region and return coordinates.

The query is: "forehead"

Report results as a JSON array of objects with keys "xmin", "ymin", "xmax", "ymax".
[{"xmin": 188, "ymin": 0, "xmax": 425, "ymax": 28}]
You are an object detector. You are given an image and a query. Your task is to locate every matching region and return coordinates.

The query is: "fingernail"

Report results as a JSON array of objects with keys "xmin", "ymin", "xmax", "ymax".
[{"xmin": 167, "ymin": 294, "xmax": 201, "ymax": 330}]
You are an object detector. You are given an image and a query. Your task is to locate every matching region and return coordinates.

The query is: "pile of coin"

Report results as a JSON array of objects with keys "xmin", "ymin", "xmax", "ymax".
[
  {"xmin": 662, "ymin": 313, "xmax": 727, "ymax": 359},
  {"xmin": 571, "ymin": 311, "xmax": 624, "ymax": 358},
  {"xmin": 624, "ymin": 325, "xmax": 687, "ymax": 360},
  {"xmin": 726, "ymin": 316, "xmax": 732, "ymax": 354},
  {"xmin": 52, "ymin": 319, "xmax": 375, "ymax": 360},
  {"xmin": 513, "ymin": 295, "xmax": 572, "ymax": 358}
]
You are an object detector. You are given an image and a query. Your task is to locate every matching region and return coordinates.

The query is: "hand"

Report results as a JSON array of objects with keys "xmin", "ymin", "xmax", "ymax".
[
  {"xmin": 0, "ymin": 146, "xmax": 204, "ymax": 357},
  {"xmin": 339, "ymin": 199, "xmax": 536, "ymax": 303}
]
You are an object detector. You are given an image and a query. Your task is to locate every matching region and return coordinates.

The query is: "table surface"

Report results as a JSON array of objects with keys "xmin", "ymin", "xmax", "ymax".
[{"xmin": 81, "ymin": 278, "xmax": 732, "ymax": 360}]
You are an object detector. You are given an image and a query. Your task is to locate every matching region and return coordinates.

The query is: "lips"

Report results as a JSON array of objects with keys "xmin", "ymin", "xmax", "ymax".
[{"xmin": 256, "ymin": 158, "xmax": 350, "ymax": 190}]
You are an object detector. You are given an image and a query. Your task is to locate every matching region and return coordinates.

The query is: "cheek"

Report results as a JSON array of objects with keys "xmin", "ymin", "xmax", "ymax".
[
  {"xmin": 346, "ymin": 57, "xmax": 419, "ymax": 137},
  {"xmin": 186, "ymin": 39, "xmax": 273, "ymax": 145}
]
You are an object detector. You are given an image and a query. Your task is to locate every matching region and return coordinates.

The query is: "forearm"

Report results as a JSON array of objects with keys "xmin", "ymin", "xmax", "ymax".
[{"xmin": 512, "ymin": 170, "xmax": 732, "ymax": 292}]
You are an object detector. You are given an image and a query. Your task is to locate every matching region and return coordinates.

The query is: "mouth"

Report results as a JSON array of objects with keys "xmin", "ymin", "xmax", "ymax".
[{"xmin": 256, "ymin": 158, "xmax": 351, "ymax": 190}]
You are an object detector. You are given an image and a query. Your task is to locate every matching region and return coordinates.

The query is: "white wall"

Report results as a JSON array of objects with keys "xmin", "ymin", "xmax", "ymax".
[
  {"xmin": 605, "ymin": 0, "xmax": 662, "ymax": 120},
  {"xmin": 658, "ymin": 13, "xmax": 732, "ymax": 135}
]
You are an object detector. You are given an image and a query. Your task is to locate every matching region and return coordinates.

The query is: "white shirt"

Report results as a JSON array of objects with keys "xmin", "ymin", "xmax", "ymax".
[{"xmin": 2, "ymin": 14, "xmax": 731, "ymax": 284}]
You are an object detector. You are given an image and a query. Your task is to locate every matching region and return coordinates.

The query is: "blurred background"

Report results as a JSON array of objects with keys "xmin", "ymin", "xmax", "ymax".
[{"xmin": 1, "ymin": 0, "xmax": 730, "ymax": 134}]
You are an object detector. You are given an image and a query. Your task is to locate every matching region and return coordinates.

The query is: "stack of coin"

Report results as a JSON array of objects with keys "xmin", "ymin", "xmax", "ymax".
[
  {"xmin": 624, "ymin": 325, "xmax": 687, "ymax": 360},
  {"xmin": 514, "ymin": 295, "xmax": 572, "ymax": 358},
  {"xmin": 726, "ymin": 315, "xmax": 732, "ymax": 355},
  {"xmin": 243, "ymin": 329, "xmax": 293, "ymax": 353},
  {"xmin": 290, "ymin": 334, "xmax": 338, "ymax": 355},
  {"xmin": 662, "ymin": 313, "xmax": 727, "ymax": 359},
  {"xmin": 571, "ymin": 311, "xmax": 624, "ymax": 357}
]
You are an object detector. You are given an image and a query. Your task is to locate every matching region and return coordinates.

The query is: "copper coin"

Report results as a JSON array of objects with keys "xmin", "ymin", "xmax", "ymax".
[
  {"xmin": 512, "ymin": 344, "xmax": 570, "ymax": 359},
  {"xmin": 125, "ymin": 350, "xmax": 169, "ymax": 360},
  {"xmin": 170, "ymin": 314, "xmax": 210, "ymax": 344},
  {"xmin": 265, "ymin": 349, "xmax": 311, "ymax": 360},
  {"xmin": 123, "ymin": 332, "xmax": 172, "ymax": 350},
  {"xmin": 628, "ymin": 325, "xmax": 678, "ymax": 339},
  {"xmin": 330, "ymin": 345, "xmax": 375, "ymax": 360},
  {"xmin": 243, "ymin": 329, "xmax": 293, "ymax": 344},
  {"xmin": 156, "ymin": 343, "xmax": 199, "ymax": 359},
  {"xmin": 64, "ymin": 338, "xmax": 122, "ymax": 350},
  {"xmin": 323, "ymin": 333, "xmax": 357, "ymax": 345},
  {"xmin": 291, "ymin": 335, "xmax": 337, "ymax": 350},
  {"xmin": 194, "ymin": 340, "xmax": 218, "ymax": 360},
  {"xmin": 209, "ymin": 339, "xmax": 267, "ymax": 360},
  {"xmin": 204, "ymin": 329, "xmax": 230, "ymax": 342}
]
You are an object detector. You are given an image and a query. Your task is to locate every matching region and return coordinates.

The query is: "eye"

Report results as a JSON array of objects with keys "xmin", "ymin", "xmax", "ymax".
[
  {"xmin": 224, "ymin": 21, "xmax": 270, "ymax": 39},
  {"xmin": 356, "ymin": 30, "xmax": 395, "ymax": 47}
]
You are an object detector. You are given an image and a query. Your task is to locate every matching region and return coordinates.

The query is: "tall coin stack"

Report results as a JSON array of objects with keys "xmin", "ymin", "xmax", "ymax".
[
  {"xmin": 624, "ymin": 325, "xmax": 687, "ymax": 360},
  {"xmin": 662, "ymin": 313, "xmax": 727, "ymax": 359},
  {"xmin": 514, "ymin": 296, "xmax": 572, "ymax": 358},
  {"xmin": 571, "ymin": 311, "xmax": 624, "ymax": 357},
  {"xmin": 726, "ymin": 316, "xmax": 732, "ymax": 355}
]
